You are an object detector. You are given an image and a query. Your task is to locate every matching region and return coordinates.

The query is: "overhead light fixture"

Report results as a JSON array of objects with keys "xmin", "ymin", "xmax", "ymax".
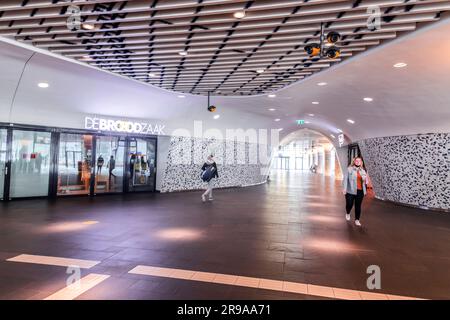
[
  {"xmin": 268, "ymin": 108, "xmax": 276, "ymax": 111},
  {"xmin": 347, "ymin": 119, "xmax": 355, "ymax": 124},
  {"xmin": 81, "ymin": 23, "xmax": 96, "ymax": 30},
  {"xmin": 149, "ymin": 73, "xmax": 157, "ymax": 77},
  {"xmin": 312, "ymin": 101, "xmax": 319, "ymax": 105},
  {"xmin": 178, "ymin": 95, "xmax": 185, "ymax": 98},
  {"xmin": 278, "ymin": 128, "xmax": 283, "ymax": 131},
  {"xmin": 363, "ymin": 97, "xmax": 373, "ymax": 102},
  {"xmin": 337, "ymin": 129, "xmax": 343, "ymax": 133},
  {"xmin": 38, "ymin": 82, "xmax": 49, "ymax": 88},
  {"xmin": 268, "ymin": 94, "xmax": 276, "ymax": 98},
  {"xmin": 256, "ymin": 69, "xmax": 265, "ymax": 74},
  {"xmin": 330, "ymin": 134, "xmax": 336, "ymax": 139},
  {"xmin": 178, "ymin": 51, "xmax": 188, "ymax": 56},
  {"xmin": 317, "ymin": 82, "xmax": 327, "ymax": 86},
  {"xmin": 233, "ymin": 11, "xmax": 246, "ymax": 19},
  {"xmin": 305, "ymin": 121, "xmax": 311, "ymax": 124},
  {"xmin": 394, "ymin": 62, "xmax": 407, "ymax": 68},
  {"xmin": 213, "ymin": 114, "xmax": 220, "ymax": 120},
  {"xmin": 308, "ymin": 113, "xmax": 315, "ymax": 117},
  {"xmin": 274, "ymin": 118, "xmax": 281, "ymax": 122}
]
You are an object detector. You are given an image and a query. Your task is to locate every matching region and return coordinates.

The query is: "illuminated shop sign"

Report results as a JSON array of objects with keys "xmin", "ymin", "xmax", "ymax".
[
  {"xmin": 84, "ymin": 117, "xmax": 165, "ymax": 135},
  {"xmin": 338, "ymin": 134, "xmax": 345, "ymax": 147}
]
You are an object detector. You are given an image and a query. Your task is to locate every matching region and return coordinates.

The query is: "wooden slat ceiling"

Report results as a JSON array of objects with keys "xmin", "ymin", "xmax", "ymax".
[{"xmin": 1, "ymin": 0, "xmax": 449, "ymax": 96}]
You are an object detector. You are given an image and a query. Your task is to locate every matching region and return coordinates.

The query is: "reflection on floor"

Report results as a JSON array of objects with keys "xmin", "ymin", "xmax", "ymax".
[{"xmin": 0, "ymin": 171, "xmax": 449, "ymax": 300}]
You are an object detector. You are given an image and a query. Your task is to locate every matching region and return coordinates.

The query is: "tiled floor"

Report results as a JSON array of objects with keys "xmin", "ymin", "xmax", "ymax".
[{"xmin": 0, "ymin": 171, "xmax": 450, "ymax": 300}]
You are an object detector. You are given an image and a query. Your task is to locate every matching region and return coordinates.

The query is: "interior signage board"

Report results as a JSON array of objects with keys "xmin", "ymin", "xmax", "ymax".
[{"xmin": 85, "ymin": 117, "xmax": 165, "ymax": 135}]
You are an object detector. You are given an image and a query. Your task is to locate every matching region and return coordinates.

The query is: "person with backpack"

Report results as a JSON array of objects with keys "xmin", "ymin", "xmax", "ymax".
[{"xmin": 201, "ymin": 155, "xmax": 219, "ymax": 202}]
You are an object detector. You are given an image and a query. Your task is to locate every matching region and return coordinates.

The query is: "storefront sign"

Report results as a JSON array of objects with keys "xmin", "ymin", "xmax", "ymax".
[
  {"xmin": 84, "ymin": 117, "xmax": 165, "ymax": 135},
  {"xmin": 338, "ymin": 134, "xmax": 345, "ymax": 147}
]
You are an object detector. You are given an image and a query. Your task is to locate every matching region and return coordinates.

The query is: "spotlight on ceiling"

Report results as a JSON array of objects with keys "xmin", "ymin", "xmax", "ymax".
[
  {"xmin": 312, "ymin": 101, "xmax": 320, "ymax": 105},
  {"xmin": 394, "ymin": 62, "xmax": 407, "ymax": 68},
  {"xmin": 308, "ymin": 114, "xmax": 315, "ymax": 117},
  {"xmin": 304, "ymin": 43, "xmax": 321, "ymax": 57},
  {"xmin": 208, "ymin": 105, "xmax": 216, "ymax": 112},
  {"xmin": 363, "ymin": 97, "xmax": 373, "ymax": 102},
  {"xmin": 325, "ymin": 46, "xmax": 341, "ymax": 59},
  {"xmin": 149, "ymin": 73, "xmax": 157, "ymax": 77},
  {"xmin": 326, "ymin": 31, "xmax": 341, "ymax": 44},
  {"xmin": 268, "ymin": 108, "xmax": 276, "ymax": 111},
  {"xmin": 38, "ymin": 82, "xmax": 49, "ymax": 88},
  {"xmin": 178, "ymin": 51, "xmax": 188, "ymax": 56},
  {"xmin": 178, "ymin": 95, "xmax": 186, "ymax": 98},
  {"xmin": 256, "ymin": 69, "xmax": 265, "ymax": 74},
  {"xmin": 317, "ymin": 82, "xmax": 327, "ymax": 86},
  {"xmin": 233, "ymin": 11, "xmax": 246, "ymax": 19},
  {"xmin": 213, "ymin": 114, "xmax": 220, "ymax": 120},
  {"xmin": 274, "ymin": 118, "xmax": 281, "ymax": 122},
  {"xmin": 330, "ymin": 134, "xmax": 336, "ymax": 139},
  {"xmin": 347, "ymin": 119, "xmax": 355, "ymax": 124},
  {"xmin": 82, "ymin": 23, "xmax": 96, "ymax": 30},
  {"xmin": 268, "ymin": 94, "xmax": 277, "ymax": 98}
]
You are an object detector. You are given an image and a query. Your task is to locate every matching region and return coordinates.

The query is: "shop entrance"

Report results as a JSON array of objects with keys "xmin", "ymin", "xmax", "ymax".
[{"xmin": 0, "ymin": 125, "xmax": 157, "ymax": 200}]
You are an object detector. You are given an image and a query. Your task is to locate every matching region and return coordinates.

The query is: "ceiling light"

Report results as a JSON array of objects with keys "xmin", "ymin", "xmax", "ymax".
[
  {"xmin": 394, "ymin": 62, "xmax": 407, "ymax": 68},
  {"xmin": 178, "ymin": 95, "xmax": 185, "ymax": 98},
  {"xmin": 312, "ymin": 101, "xmax": 319, "ymax": 105},
  {"xmin": 38, "ymin": 82, "xmax": 49, "ymax": 88},
  {"xmin": 330, "ymin": 134, "xmax": 336, "ymax": 138},
  {"xmin": 308, "ymin": 114, "xmax": 315, "ymax": 117},
  {"xmin": 268, "ymin": 108, "xmax": 276, "ymax": 111},
  {"xmin": 82, "ymin": 23, "xmax": 95, "ymax": 30},
  {"xmin": 256, "ymin": 69, "xmax": 265, "ymax": 74},
  {"xmin": 149, "ymin": 73, "xmax": 157, "ymax": 77},
  {"xmin": 274, "ymin": 118, "xmax": 281, "ymax": 122},
  {"xmin": 347, "ymin": 119, "xmax": 355, "ymax": 124},
  {"xmin": 213, "ymin": 114, "xmax": 220, "ymax": 120},
  {"xmin": 233, "ymin": 11, "xmax": 246, "ymax": 19},
  {"xmin": 337, "ymin": 129, "xmax": 343, "ymax": 133},
  {"xmin": 278, "ymin": 128, "xmax": 283, "ymax": 131},
  {"xmin": 268, "ymin": 94, "xmax": 276, "ymax": 98},
  {"xmin": 178, "ymin": 51, "xmax": 188, "ymax": 56},
  {"xmin": 363, "ymin": 97, "xmax": 373, "ymax": 102},
  {"xmin": 305, "ymin": 121, "xmax": 310, "ymax": 124},
  {"xmin": 317, "ymin": 82, "xmax": 327, "ymax": 86}
]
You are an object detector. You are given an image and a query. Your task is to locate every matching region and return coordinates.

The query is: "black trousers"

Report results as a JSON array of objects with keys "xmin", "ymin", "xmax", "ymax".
[{"xmin": 345, "ymin": 190, "xmax": 364, "ymax": 220}]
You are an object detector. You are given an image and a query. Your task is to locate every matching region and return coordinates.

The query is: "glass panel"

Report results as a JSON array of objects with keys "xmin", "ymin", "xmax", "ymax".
[
  {"xmin": 57, "ymin": 134, "xmax": 93, "ymax": 196},
  {"xmin": 94, "ymin": 136, "xmax": 125, "ymax": 193},
  {"xmin": 0, "ymin": 129, "xmax": 7, "ymax": 199},
  {"xmin": 128, "ymin": 138, "xmax": 156, "ymax": 192},
  {"xmin": 10, "ymin": 130, "xmax": 51, "ymax": 197}
]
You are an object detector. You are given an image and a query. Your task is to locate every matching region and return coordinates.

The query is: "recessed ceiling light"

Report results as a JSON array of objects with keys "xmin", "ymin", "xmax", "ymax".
[
  {"xmin": 234, "ymin": 11, "xmax": 246, "ymax": 19},
  {"xmin": 268, "ymin": 94, "xmax": 276, "ymax": 98},
  {"xmin": 38, "ymin": 82, "xmax": 49, "ymax": 88},
  {"xmin": 337, "ymin": 129, "xmax": 343, "ymax": 133},
  {"xmin": 363, "ymin": 97, "xmax": 373, "ymax": 102},
  {"xmin": 330, "ymin": 134, "xmax": 336, "ymax": 138},
  {"xmin": 278, "ymin": 128, "xmax": 283, "ymax": 131},
  {"xmin": 317, "ymin": 82, "xmax": 327, "ymax": 86},
  {"xmin": 308, "ymin": 113, "xmax": 315, "ymax": 117},
  {"xmin": 178, "ymin": 51, "xmax": 188, "ymax": 56},
  {"xmin": 347, "ymin": 119, "xmax": 355, "ymax": 124},
  {"xmin": 149, "ymin": 73, "xmax": 157, "ymax": 77},
  {"xmin": 312, "ymin": 101, "xmax": 319, "ymax": 105},
  {"xmin": 268, "ymin": 108, "xmax": 276, "ymax": 111},
  {"xmin": 394, "ymin": 62, "xmax": 407, "ymax": 68},
  {"xmin": 178, "ymin": 95, "xmax": 185, "ymax": 98},
  {"xmin": 82, "ymin": 23, "xmax": 95, "ymax": 30},
  {"xmin": 305, "ymin": 121, "xmax": 310, "ymax": 124},
  {"xmin": 213, "ymin": 114, "xmax": 220, "ymax": 120},
  {"xmin": 274, "ymin": 118, "xmax": 281, "ymax": 122},
  {"xmin": 256, "ymin": 69, "xmax": 265, "ymax": 74}
]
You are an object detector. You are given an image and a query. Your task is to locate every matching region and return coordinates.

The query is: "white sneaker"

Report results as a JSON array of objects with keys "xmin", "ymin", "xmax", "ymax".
[
  {"xmin": 355, "ymin": 220, "xmax": 362, "ymax": 227},
  {"xmin": 201, "ymin": 195, "xmax": 206, "ymax": 202},
  {"xmin": 345, "ymin": 214, "xmax": 351, "ymax": 221}
]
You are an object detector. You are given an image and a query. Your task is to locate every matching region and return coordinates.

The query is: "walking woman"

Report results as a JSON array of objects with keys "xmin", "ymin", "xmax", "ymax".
[
  {"xmin": 201, "ymin": 155, "xmax": 219, "ymax": 202},
  {"xmin": 342, "ymin": 157, "xmax": 368, "ymax": 226}
]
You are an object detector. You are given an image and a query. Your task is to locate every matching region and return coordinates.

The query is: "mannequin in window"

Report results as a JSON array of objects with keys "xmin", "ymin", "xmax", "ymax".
[{"xmin": 97, "ymin": 155, "xmax": 104, "ymax": 174}]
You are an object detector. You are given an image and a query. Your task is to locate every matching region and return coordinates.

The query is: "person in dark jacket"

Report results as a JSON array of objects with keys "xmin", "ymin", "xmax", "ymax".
[{"xmin": 201, "ymin": 155, "xmax": 219, "ymax": 202}]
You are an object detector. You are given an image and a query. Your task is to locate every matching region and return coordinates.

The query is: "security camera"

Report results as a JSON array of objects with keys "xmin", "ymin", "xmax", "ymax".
[
  {"xmin": 304, "ymin": 43, "xmax": 321, "ymax": 57},
  {"xmin": 326, "ymin": 31, "xmax": 341, "ymax": 44},
  {"xmin": 207, "ymin": 105, "xmax": 217, "ymax": 112},
  {"xmin": 325, "ymin": 46, "xmax": 341, "ymax": 59}
]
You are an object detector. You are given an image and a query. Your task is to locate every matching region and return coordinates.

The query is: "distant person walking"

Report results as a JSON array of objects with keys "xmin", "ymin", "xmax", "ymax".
[
  {"xmin": 342, "ymin": 157, "xmax": 368, "ymax": 227},
  {"xmin": 201, "ymin": 155, "xmax": 219, "ymax": 202}
]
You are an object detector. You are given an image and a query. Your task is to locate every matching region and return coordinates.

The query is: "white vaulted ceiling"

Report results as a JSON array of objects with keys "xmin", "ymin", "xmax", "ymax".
[{"xmin": 1, "ymin": 0, "xmax": 450, "ymax": 96}]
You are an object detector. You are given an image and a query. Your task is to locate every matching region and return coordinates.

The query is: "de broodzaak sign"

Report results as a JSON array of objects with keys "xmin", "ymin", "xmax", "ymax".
[{"xmin": 85, "ymin": 117, "xmax": 165, "ymax": 135}]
